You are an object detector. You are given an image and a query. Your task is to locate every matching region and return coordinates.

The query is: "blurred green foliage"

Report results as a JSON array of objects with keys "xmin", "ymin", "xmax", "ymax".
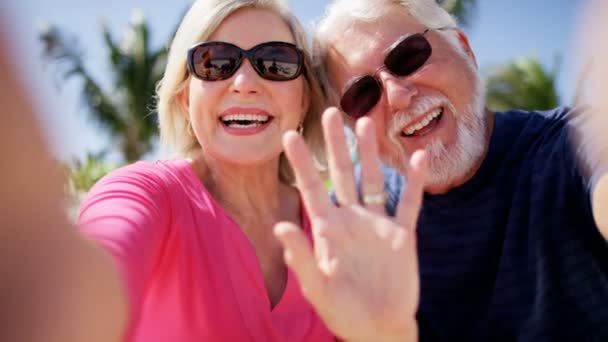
[
  {"xmin": 40, "ymin": 10, "xmax": 173, "ymax": 162},
  {"xmin": 485, "ymin": 56, "xmax": 560, "ymax": 111},
  {"xmin": 63, "ymin": 154, "xmax": 117, "ymax": 193}
]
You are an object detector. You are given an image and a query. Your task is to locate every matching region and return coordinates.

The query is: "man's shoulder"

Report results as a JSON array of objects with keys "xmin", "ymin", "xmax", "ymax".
[
  {"xmin": 493, "ymin": 106, "xmax": 581, "ymax": 157},
  {"xmin": 497, "ymin": 106, "xmax": 573, "ymax": 130},
  {"xmin": 498, "ymin": 106, "xmax": 589, "ymax": 135}
]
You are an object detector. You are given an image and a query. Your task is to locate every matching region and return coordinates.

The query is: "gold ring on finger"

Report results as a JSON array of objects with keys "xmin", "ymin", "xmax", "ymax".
[{"xmin": 362, "ymin": 192, "xmax": 387, "ymax": 205}]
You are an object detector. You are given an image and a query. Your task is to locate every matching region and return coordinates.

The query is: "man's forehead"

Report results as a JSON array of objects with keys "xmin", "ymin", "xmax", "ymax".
[
  {"xmin": 331, "ymin": 29, "xmax": 384, "ymax": 68},
  {"xmin": 327, "ymin": 14, "xmax": 424, "ymax": 85}
]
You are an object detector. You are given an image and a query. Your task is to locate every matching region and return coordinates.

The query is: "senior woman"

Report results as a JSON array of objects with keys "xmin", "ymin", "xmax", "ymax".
[
  {"xmin": 78, "ymin": 0, "xmax": 431, "ymax": 340},
  {"xmin": 0, "ymin": 0, "xmax": 431, "ymax": 339},
  {"xmin": 78, "ymin": 0, "xmax": 331, "ymax": 340}
]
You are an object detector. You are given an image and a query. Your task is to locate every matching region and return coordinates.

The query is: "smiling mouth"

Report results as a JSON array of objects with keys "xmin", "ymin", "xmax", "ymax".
[
  {"xmin": 220, "ymin": 114, "xmax": 273, "ymax": 128},
  {"xmin": 400, "ymin": 107, "xmax": 443, "ymax": 137}
]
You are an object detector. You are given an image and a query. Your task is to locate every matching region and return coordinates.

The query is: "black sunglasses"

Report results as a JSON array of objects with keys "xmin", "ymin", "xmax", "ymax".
[
  {"xmin": 187, "ymin": 41, "xmax": 305, "ymax": 82},
  {"xmin": 340, "ymin": 28, "xmax": 447, "ymax": 118}
]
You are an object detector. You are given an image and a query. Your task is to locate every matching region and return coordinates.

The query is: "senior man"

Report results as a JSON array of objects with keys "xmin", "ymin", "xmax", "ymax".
[{"xmin": 313, "ymin": 0, "xmax": 608, "ymax": 340}]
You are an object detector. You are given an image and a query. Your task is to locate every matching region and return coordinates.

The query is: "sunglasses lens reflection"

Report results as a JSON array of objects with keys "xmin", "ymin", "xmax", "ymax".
[
  {"xmin": 253, "ymin": 44, "xmax": 302, "ymax": 81},
  {"xmin": 189, "ymin": 42, "xmax": 303, "ymax": 81},
  {"xmin": 192, "ymin": 44, "xmax": 241, "ymax": 81}
]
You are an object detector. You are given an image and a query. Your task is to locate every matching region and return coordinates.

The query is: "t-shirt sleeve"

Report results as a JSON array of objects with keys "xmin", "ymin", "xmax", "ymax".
[
  {"xmin": 536, "ymin": 108, "xmax": 600, "ymax": 237},
  {"xmin": 77, "ymin": 162, "xmax": 170, "ymax": 320}
]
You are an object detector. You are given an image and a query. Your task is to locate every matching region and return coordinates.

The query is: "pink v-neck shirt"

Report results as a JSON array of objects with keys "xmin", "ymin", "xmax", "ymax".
[{"xmin": 78, "ymin": 160, "xmax": 335, "ymax": 341}]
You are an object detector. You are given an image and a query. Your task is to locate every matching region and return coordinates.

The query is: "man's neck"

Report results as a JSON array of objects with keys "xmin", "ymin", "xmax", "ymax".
[{"xmin": 425, "ymin": 109, "xmax": 495, "ymax": 195}]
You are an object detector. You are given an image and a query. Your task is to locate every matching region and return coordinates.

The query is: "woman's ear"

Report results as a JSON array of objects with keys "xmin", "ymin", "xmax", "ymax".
[
  {"xmin": 454, "ymin": 29, "xmax": 478, "ymax": 68},
  {"xmin": 301, "ymin": 80, "xmax": 311, "ymax": 115},
  {"xmin": 177, "ymin": 85, "xmax": 190, "ymax": 117},
  {"xmin": 299, "ymin": 81, "xmax": 311, "ymax": 130}
]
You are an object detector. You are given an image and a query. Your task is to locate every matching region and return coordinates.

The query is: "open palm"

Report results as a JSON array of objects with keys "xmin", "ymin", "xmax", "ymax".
[{"xmin": 275, "ymin": 108, "xmax": 427, "ymax": 341}]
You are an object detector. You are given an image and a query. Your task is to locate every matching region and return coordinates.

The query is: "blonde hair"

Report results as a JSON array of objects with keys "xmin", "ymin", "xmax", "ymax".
[
  {"xmin": 314, "ymin": 0, "xmax": 458, "ymax": 104},
  {"xmin": 157, "ymin": 0, "xmax": 326, "ymax": 184}
]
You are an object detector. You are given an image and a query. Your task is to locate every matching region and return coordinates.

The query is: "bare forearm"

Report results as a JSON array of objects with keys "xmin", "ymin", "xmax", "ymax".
[
  {"xmin": 577, "ymin": 1, "xmax": 608, "ymax": 239},
  {"xmin": 0, "ymin": 26, "xmax": 126, "ymax": 341},
  {"xmin": 593, "ymin": 173, "xmax": 608, "ymax": 238}
]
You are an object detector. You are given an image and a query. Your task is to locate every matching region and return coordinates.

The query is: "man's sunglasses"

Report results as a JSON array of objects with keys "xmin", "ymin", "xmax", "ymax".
[
  {"xmin": 187, "ymin": 41, "xmax": 305, "ymax": 82},
  {"xmin": 340, "ymin": 28, "xmax": 447, "ymax": 118}
]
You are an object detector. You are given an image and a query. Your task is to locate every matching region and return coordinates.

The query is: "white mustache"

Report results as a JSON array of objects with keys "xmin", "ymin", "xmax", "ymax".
[{"xmin": 388, "ymin": 94, "xmax": 453, "ymax": 136}]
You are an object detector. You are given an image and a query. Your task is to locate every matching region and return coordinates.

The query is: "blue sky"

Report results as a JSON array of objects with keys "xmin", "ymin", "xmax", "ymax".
[{"xmin": 4, "ymin": 0, "xmax": 585, "ymax": 162}]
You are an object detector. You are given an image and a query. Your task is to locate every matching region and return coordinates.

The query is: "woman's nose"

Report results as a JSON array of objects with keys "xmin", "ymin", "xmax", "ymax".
[{"xmin": 229, "ymin": 59, "xmax": 262, "ymax": 95}]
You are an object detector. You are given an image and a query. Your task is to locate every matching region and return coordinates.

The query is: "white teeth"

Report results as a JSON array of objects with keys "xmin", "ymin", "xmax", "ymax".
[
  {"xmin": 229, "ymin": 123, "xmax": 263, "ymax": 128},
  {"xmin": 221, "ymin": 114, "xmax": 270, "ymax": 122},
  {"xmin": 403, "ymin": 108, "xmax": 442, "ymax": 136},
  {"xmin": 220, "ymin": 113, "xmax": 271, "ymax": 129}
]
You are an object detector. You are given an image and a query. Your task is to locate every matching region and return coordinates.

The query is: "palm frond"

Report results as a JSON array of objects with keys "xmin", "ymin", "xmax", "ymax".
[
  {"xmin": 102, "ymin": 23, "xmax": 125, "ymax": 71},
  {"xmin": 40, "ymin": 9, "xmax": 175, "ymax": 162},
  {"xmin": 484, "ymin": 56, "xmax": 560, "ymax": 111},
  {"xmin": 39, "ymin": 25, "xmax": 126, "ymax": 133}
]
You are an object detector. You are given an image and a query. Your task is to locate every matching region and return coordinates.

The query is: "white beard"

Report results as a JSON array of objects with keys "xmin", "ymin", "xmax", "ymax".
[
  {"xmin": 386, "ymin": 70, "xmax": 487, "ymax": 190},
  {"xmin": 424, "ymin": 83, "xmax": 486, "ymax": 187}
]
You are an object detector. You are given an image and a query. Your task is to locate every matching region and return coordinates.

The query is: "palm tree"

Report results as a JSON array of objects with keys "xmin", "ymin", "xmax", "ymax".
[
  {"xmin": 438, "ymin": 0, "xmax": 477, "ymax": 28},
  {"xmin": 484, "ymin": 56, "xmax": 560, "ymax": 111},
  {"xmin": 40, "ymin": 10, "xmax": 170, "ymax": 162}
]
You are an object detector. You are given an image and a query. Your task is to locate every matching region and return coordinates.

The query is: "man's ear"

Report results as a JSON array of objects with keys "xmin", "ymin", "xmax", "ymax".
[{"xmin": 454, "ymin": 29, "xmax": 478, "ymax": 68}]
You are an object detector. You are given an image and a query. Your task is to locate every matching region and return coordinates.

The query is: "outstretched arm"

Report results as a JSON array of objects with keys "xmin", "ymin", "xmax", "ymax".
[
  {"xmin": 575, "ymin": 2, "xmax": 608, "ymax": 238},
  {"xmin": 0, "ymin": 26, "xmax": 126, "ymax": 342}
]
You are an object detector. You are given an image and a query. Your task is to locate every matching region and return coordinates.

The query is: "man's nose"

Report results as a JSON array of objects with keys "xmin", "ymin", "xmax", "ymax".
[{"xmin": 378, "ymin": 70, "xmax": 418, "ymax": 111}]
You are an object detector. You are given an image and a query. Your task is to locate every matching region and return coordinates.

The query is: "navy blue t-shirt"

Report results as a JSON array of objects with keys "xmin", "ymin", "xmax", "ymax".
[{"xmin": 378, "ymin": 108, "xmax": 608, "ymax": 341}]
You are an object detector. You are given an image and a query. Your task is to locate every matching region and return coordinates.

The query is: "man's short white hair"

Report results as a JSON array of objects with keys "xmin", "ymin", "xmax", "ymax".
[
  {"xmin": 317, "ymin": 0, "xmax": 456, "ymax": 36},
  {"xmin": 314, "ymin": 0, "xmax": 459, "ymax": 104}
]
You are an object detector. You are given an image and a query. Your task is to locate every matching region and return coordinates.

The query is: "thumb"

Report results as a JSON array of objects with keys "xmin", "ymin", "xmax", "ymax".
[{"xmin": 274, "ymin": 222, "xmax": 325, "ymax": 303}]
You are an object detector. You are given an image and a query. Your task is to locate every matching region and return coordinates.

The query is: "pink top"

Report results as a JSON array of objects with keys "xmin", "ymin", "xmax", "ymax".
[{"xmin": 78, "ymin": 160, "xmax": 334, "ymax": 342}]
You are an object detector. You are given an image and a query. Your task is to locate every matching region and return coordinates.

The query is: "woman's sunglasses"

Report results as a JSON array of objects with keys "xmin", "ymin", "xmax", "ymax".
[
  {"xmin": 187, "ymin": 41, "xmax": 305, "ymax": 82},
  {"xmin": 340, "ymin": 28, "xmax": 446, "ymax": 118}
]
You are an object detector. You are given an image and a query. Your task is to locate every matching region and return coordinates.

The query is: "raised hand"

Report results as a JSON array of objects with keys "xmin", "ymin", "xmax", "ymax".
[{"xmin": 274, "ymin": 107, "xmax": 427, "ymax": 341}]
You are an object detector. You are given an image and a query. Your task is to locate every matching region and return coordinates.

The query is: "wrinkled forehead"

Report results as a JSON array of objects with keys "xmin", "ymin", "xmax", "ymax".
[{"xmin": 326, "ymin": 12, "xmax": 425, "ymax": 91}]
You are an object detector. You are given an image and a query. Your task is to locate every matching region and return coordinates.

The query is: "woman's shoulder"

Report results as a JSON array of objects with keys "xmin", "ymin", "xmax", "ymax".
[
  {"xmin": 79, "ymin": 159, "xmax": 200, "ymax": 217},
  {"xmin": 90, "ymin": 159, "xmax": 194, "ymax": 194},
  {"xmin": 80, "ymin": 158, "xmax": 221, "ymax": 224},
  {"xmin": 104, "ymin": 158, "xmax": 191, "ymax": 178}
]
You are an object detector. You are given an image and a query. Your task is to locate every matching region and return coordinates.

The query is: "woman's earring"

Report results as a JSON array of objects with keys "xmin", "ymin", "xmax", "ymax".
[{"xmin": 297, "ymin": 121, "xmax": 304, "ymax": 135}]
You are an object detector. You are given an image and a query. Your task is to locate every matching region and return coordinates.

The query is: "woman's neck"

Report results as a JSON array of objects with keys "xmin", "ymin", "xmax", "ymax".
[
  {"xmin": 189, "ymin": 154, "xmax": 300, "ymax": 309},
  {"xmin": 190, "ymin": 154, "xmax": 299, "ymax": 227}
]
